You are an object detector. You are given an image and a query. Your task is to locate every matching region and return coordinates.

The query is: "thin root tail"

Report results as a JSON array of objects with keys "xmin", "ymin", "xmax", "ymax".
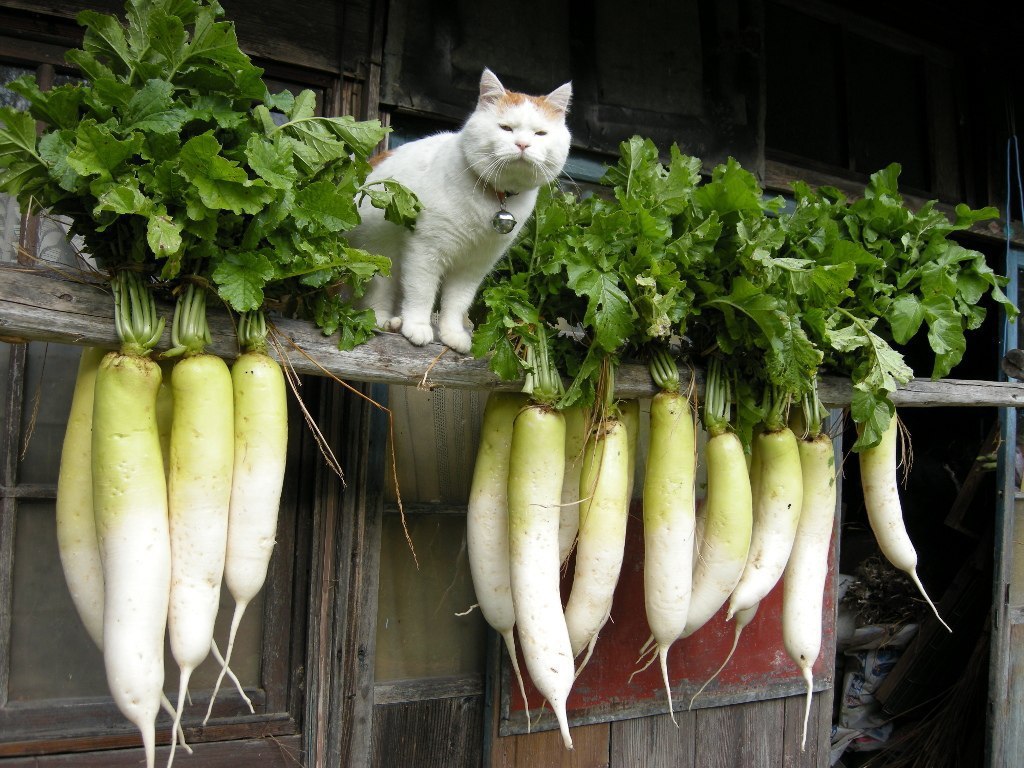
[
  {"xmin": 800, "ymin": 665, "xmax": 813, "ymax": 751},
  {"xmin": 689, "ymin": 625, "xmax": 743, "ymax": 710},
  {"xmin": 501, "ymin": 630, "xmax": 531, "ymax": 734},
  {"xmin": 908, "ymin": 568, "xmax": 952, "ymax": 633}
]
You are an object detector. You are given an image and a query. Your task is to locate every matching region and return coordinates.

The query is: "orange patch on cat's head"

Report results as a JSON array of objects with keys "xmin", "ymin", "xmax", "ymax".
[
  {"xmin": 368, "ymin": 150, "xmax": 392, "ymax": 167},
  {"xmin": 495, "ymin": 90, "xmax": 566, "ymax": 118}
]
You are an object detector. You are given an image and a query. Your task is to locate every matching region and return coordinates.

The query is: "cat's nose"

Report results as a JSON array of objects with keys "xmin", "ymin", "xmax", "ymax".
[{"xmin": 515, "ymin": 141, "xmax": 530, "ymax": 153}]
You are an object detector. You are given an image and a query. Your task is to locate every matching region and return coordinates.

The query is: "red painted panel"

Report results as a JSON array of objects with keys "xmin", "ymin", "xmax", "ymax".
[{"xmin": 501, "ymin": 496, "xmax": 839, "ymax": 733}]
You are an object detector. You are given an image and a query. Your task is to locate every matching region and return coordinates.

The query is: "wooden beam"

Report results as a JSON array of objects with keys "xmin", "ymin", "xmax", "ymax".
[{"xmin": 2, "ymin": 263, "xmax": 1023, "ymax": 407}]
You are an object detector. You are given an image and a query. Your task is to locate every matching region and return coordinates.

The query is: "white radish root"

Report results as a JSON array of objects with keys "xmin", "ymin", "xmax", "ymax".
[
  {"xmin": 507, "ymin": 403, "xmax": 575, "ymax": 750},
  {"xmin": 859, "ymin": 411, "xmax": 950, "ymax": 632},
  {"xmin": 466, "ymin": 391, "xmax": 531, "ymax": 725}
]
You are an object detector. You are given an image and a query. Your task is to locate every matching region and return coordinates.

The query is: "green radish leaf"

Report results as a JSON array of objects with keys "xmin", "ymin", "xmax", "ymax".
[
  {"xmin": 7, "ymin": 78, "xmax": 84, "ymax": 130},
  {"xmin": 63, "ymin": 49, "xmax": 115, "ymax": 83},
  {"xmin": 0, "ymin": 160, "xmax": 50, "ymax": 200},
  {"xmin": 77, "ymin": 9, "xmax": 134, "ymax": 76},
  {"xmin": 123, "ymin": 79, "xmax": 187, "ymax": 134},
  {"xmin": 566, "ymin": 262, "xmax": 635, "ymax": 353},
  {"xmin": 245, "ymin": 134, "xmax": 296, "ymax": 189},
  {"xmin": 289, "ymin": 90, "xmax": 317, "ymax": 122},
  {"xmin": 766, "ymin": 314, "xmax": 821, "ymax": 397},
  {"xmin": 213, "ymin": 250, "xmax": 276, "ymax": 311},
  {"xmin": 179, "ymin": 132, "xmax": 274, "ymax": 214},
  {"xmin": 264, "ymin": 89, "xmax": 295, "ymax": 113},
  {"xmin": 850, "ymin": 387, "xmax": 894, "ymax": 451},
  {"xmin": 0, "ymin": 107, "xmax": 40, "ymax": 161},
  {"xmin": 66, "ymin": 121, "xmax": 141, "ymax": 180},
  {"xmin": 307, "ymin": 293, "xmax": 378, "ymax": 350},
  {"xmin": 325, "ymin": 116, "xmax": 389, "ymax": 158},
  {"xmin": 294, "ymin": 179, "xmax": 360, "ymax": 232},
  {"xmin": 953, "ymin": 202, "xmax": 999, "ymax": 230},
  {"xmin": 360, "ymin": 179, "xmax": 422, "ymax": 228},
  {"xmin": 704, "ymin": 276, "xmax": 786, "ymax": 346},
  {"xmin": 147, "ymin": 209, "xmax": 184, "ymax": 264},
  {"xmin": 93, "ymin": 181, "xmax": 152, "ymax": 217},
  {"xmin": 922, "ymin": 294, "xmax": 966, "ymax": 378},
  {"xmin": 143, "ymin": 8, "xmax": 189, "ymax": 64},
  {"xmin": 182, "ymin": 7, "xmax": 255, "ymax": 74},
  {"xmin": 91, "ymin": 77, "xmax": 136, "ymax": 112},
  {"xmin": 38, "ymin": 131, "xmax": 81, "ymax": 192},
  {"xmin": 886, "ymin": 293, "xmax": 924, "ymax": 344}
]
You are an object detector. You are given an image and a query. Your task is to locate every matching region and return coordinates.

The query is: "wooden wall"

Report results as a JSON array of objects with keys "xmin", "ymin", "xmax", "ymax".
[
  {"xmin": 365, "ymin": 687, "xmax": 834, "ymax": 767},
  {"xmin": 379, "ymin": 0, "xmax": 764, "ymax": 175}
]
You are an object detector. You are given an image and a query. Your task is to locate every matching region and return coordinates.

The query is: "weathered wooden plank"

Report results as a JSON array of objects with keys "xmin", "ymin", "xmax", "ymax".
[
  {"xmin": 0, "ymin": 701, "xmax": 295, "ymax": 756},
  {"xmin": 374, "ymin": 673, "xmax": 484, "ymax": 704},
  {"xmin": 490, "ymin": 722, "xmax": 610, "ymax": 768},
  {"xmin": 2, "ymin": 265, "xmax": 1023, "ymax": 406},
  {"xmin": 302, "ymin": 381, "xmax": 386, "ymax": 768},
  {"xmin": 371, "ymin": 696, "xmax": 484, "ymax": 768},
  {"xmin": 782, "ymin": 691, "xmax": 830, "ymax": 767},
  {"xmin": 693, "ymin": 697, "xmax": 784, "ymax": 768},
  {"xmin": 991, "ymin": 621, "xmax": 1024, "ymax": 767},
  {"xmin": 0, "ymin": 735, "xmax": 302, "ymax": 767},
  {"xmin": 0, "ymin": 342, "xmax": 25, "ymax": 724},
  {"xmin": 487, "ymin": 663, "xmax": 611, "ymax": 768},
  {"xmin": 609, "ymin": 711, "xmax": 696, "ymax": 767}
]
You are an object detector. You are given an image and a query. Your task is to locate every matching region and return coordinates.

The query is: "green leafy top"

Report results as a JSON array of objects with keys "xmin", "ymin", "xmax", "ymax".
[
  {"xmin": 778, "ymin": 167, "xmax": 1016, "ymax": 448},
  {"xmin": 473, "ymin": 137, "xmax": 722, "ymax": 410},
  {"xmin": 0, "ymin": 0, "xmax": 419, "ymax": 349},
  {"xmin": 471, "ymin": 138, "xmax": 1016, "ymax": 451}
]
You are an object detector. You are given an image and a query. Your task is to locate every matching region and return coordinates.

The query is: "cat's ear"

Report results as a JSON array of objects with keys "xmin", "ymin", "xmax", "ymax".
[
  {"xmin": 545, "ymin": 81, "xmax": 573, "ymax": 114},
  {"xmin": 479, "ymin": 68, "xmax": 507, "ymax": 105}
]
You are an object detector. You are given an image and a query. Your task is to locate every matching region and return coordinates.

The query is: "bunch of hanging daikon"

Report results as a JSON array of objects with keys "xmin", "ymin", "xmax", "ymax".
[
  {"xmin": 465, "ymin": 136, "xmax": 1016, "ymax": 751},
  {"xmin": 55, "ymin": 276, "xmax": 287, "ymax": 768}
]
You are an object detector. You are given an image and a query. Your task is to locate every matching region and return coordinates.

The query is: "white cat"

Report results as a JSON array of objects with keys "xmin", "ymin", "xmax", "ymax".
[{"xmin": 348, "ymin": 68, "xmax": 572, "ymax": 354}]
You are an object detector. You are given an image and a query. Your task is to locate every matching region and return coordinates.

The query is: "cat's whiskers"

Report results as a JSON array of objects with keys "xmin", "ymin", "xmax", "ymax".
[
  {"xmin": 463, "ymin": 152, "xmax": 504, "ymax": 194},
  {"xmin": 468, "ymin": 152, "xmax": 520, "ymax": 198}
]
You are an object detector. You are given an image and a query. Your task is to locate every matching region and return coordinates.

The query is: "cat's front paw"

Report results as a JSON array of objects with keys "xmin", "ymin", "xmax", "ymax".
[
  {"xmin": 439, "ymin": 326, "xmax": 473, "ymax": 355},
  {"xmin": 401, "ymin": 319, "xmax": 435, "ymax": 347}
]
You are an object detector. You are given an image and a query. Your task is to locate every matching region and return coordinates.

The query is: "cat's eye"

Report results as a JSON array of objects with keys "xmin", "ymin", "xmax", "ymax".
[
  {"xmin": 499, "ymin": 124, "xmax": 513, "ymax": 132},
  {"xmin": 535, "ymin": 130, "xmax": 547, "ymax": 136}
]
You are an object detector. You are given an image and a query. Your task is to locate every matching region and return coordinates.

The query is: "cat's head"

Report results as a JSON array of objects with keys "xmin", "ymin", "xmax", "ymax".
[{"xmin": 460, "ymin": 68, "xmax": 572, "ymax": 195}]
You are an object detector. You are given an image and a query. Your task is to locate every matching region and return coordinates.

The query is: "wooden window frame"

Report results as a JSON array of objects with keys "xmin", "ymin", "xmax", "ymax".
[{"xmin": 764, "ymin": 0, "xmax": 970, "ymax": 205}]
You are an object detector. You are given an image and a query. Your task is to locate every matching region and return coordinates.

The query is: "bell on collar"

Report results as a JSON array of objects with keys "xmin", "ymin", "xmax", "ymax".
[{"xmin": 492, "ymin": 209, "xmax": 517, "ymax": 235}]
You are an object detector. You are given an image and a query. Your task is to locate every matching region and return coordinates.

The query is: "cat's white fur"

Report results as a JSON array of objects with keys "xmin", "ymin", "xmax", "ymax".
[{"xmin": 347, "ymin": 68, "xmax": 572, "ymax": 353}]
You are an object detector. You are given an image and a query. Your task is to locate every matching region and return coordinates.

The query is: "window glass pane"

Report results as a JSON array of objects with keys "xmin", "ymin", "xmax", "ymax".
[
  {"xmin": 765, "ymin": 5, "xmax": 845, "ymax": 167},
  {"xmin": 9, "ymin": 501, "xmax": 265, "ymax": 701},
  {"xmin": 375, "ymin": 512, "xmax": 486, "ymax": 681},
  {"xmin": 18, "ymin": 342, "xmax": 82, "ymax": 485},
  {"xmin": 845, "ymin": 34, "xmax": 930, "ymax": 190},
  {"xmin": 0, "ymin": 63, "xmax": 31, "ymax": 110},
  {"xmin": 34, "ymin": 213, "xmax": 86, "ymax": 268},
  {"xmin": 10, "ymin": 501, "xmax": 108, "ymax": 700},
  {"xmin": 1, "ymin": 194, "xmax": 20, "ymax": 263}
]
